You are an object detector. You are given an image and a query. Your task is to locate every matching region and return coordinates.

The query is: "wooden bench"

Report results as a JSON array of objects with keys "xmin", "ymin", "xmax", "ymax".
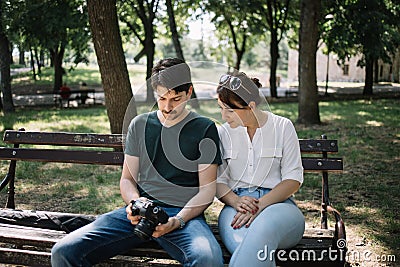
[
  {"xmin": 57, "ymin": 89, "xmax": 96, "ymax": 107},
  {"xmin": 0, "ymin": 129, "xmax": 346, "ymax": 266},
  {"xmin": 284, "ymin": 88, "xmax": 299, "ymax": 98}
]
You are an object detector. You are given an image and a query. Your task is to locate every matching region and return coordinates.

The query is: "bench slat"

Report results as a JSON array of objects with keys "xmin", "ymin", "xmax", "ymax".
[
  {"xmin": 0, "ymin": 247, "xmax": 51, "ymax": 267},
  {"xmin": 299, "ymin": 139, "xmax": 338, "ymax": 153},
  {"xmin": 302, "ymin": 157, "xmax": 343, "ymax": 171},
  {"xmin": 0, "ymin": 222, "xmax": 341, "ymax": 266},
  {"xmin": 3, "ymin": 131, "xmax": 123, "ymax": 148},
  {"xmin": 0, "ymin": 222, "xmax": 334, "ymax": 250},
  {"xmin": 0, "ymin": 148, "xmax": 343, "ymax": 171},
  {"xmin": 0, "ymin": 248, "xmax": 181, "ymax": 267},
  {"xmin": 0, "ymin": 147, "xmax": 124, "ymax": 165},
  {"xmin": 3, "ymin": 131, "xmax": 339, "ymax": 153}
]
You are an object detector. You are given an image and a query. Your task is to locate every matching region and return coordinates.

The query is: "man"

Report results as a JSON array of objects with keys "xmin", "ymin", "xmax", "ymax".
[{"xmin": 51, "ymin": 58, "xmax": 224, "ymax": 267}]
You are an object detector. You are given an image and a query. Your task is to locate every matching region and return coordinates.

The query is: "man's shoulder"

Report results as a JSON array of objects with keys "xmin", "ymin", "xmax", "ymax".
[
  {"xmin": 127, "ymin": 112, "xmax": 158, "ymax": 132},
  {"xmin": 131, "ymin": 111, "xmax": 157, "ymax": 123}
]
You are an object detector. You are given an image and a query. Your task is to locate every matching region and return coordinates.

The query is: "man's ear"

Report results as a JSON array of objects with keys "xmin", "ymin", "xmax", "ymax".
[{"xmin": 187, "ymin": 85, "xmax": 193, "ymax": 98}]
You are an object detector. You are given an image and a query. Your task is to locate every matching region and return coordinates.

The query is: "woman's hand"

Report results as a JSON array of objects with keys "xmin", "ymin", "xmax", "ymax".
[
  {"xmin": 234, "ymin": 195, "xmax": 259, "ymax": 214},
  {"xmin": 231, "ymin": 211, "xmax": 252, "ymax": 229},
  {"xmin": 231, "ymin": 207, "xmax": 262, "ymax": 229}
]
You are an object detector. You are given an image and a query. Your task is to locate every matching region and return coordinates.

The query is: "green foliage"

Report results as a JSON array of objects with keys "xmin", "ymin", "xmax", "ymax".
[
  {"xmin": 322, "ymin": 0, "xmax": 400, "ymax": 66},
  {"xmin": 6, "ymin": 0, "xmax": 90, "ymax": 65}
]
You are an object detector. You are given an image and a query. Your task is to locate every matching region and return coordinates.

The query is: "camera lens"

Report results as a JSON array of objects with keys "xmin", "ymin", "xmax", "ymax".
[{"xmin": 134, "ymin": 219, "xmax": 156, "ymax": 240}]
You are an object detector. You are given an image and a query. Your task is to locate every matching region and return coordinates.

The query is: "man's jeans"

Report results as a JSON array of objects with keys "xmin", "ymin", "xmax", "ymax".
[
  {"xmin": 51, "ymin": 207, "xmax": 223, "ymax": 267},
  {"xmin": 218, "ymin": 187, "xmax": 305, "ymax": 267}
]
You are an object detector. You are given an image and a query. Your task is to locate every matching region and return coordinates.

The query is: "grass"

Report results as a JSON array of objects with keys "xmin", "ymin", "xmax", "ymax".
[{"xmin": 0, "ymin": 98, "xmax": 399, "ymax": 266}]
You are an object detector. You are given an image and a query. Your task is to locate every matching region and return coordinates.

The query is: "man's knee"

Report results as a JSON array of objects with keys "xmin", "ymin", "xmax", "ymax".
[
  {"xmin": 51, "ymin": 239, "xmax": 83, "ymax": 266},
  {"xmin": 51, "ymin": 241, "xmax": 68, "ymax": 265},
  {"xmin": 188, "ymin": 239, "xmax": 224, "ymax": 267}
]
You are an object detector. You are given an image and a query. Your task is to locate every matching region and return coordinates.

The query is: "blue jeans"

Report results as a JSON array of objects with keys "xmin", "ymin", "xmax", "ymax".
[
  {"xmin": 218, "ymin": 187, "xmax": 305, "ymax": 267},
  {"xmin": 51, "ymin": 207, "xmax": 223, "ymax": 267}
]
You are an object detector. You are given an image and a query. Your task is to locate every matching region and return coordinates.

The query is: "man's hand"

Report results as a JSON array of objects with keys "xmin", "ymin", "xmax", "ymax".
[
  {"xmin": 126, "ymin": 203, "xmax": 141, "ymax": 225},
  {"xmin": 126, "ymin": 197, "xmax": 148, "ymax": 225},
  {"xmin": 152, "ymin": 217, "xmax": 181, "ymax": 238}
]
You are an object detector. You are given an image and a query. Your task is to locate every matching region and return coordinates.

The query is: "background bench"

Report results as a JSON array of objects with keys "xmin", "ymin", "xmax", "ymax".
[
  {"xmin": 0, "ymin": 129, "xmax": 346, "ymax": 266},
  {"xmin": 57, "ymin": 89, "xmax": 96, "ymax": 107}
]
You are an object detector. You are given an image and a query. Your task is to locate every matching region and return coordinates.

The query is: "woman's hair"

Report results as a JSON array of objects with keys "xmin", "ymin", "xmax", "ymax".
[
  {"xmin": 151, "ymin": 58, "xmax": 193, "ymax": 93},
  {"xmin": 217, "ymin": 72, "xmax": 262, "ymax": 109}
]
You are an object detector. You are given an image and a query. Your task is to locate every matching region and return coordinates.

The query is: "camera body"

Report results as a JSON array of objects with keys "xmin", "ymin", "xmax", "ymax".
[{"xmin": 130, "ymin": 199, "xmax": 169, "ymax": 240}]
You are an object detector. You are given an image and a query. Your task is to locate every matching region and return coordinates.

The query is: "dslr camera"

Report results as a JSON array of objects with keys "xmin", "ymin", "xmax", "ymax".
[{"xmin": 130, "ymin": 199, "xmax": 169, "ymax": 240}]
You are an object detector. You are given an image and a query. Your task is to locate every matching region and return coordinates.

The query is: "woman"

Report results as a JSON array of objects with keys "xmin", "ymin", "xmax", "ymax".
[{"xmin": 216, "ymin": 72, "xmax": 305, "ymax": 267}]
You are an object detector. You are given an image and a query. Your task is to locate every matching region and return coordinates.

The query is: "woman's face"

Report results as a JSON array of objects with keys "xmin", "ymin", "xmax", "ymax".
[{"xmin": 217, "ymin": 98, "xmax": 252, "ymax": 128}]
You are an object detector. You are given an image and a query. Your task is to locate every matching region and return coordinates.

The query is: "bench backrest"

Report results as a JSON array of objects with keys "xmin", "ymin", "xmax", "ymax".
[
  {"xmin": 1, "ymin": 130, "xmax": 123, "ymax": 165},
  {"xmin": 0, "ymin": 129, "xmax": 344, "ymax": 236},
  {"xmin": 1, "ymin": 130, "xmax": 343, "ymax": 172}
]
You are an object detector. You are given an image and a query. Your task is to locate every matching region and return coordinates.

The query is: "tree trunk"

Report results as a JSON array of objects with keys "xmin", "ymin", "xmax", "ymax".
[
  {"xmin": 9, "ymin": 42, "xmax": 13, "ymax": 65},
  {"xmin": 166, "ymin": 0, "xmax": 184, "ymax": 60},
  {"xmin": 363, "ymin": 56, "xmax": 374, "ymax": 95},
  {"xmin": 51, "ymin": 46, "xmax": 65, "ymax": 93},
  {"xmin": 134, "ymin": 48, "xmax": 146, "ymax": 63},
  {"xmin": 144, "ymin": 33, "xmax": 156, "ymax": 103},
  {"xmin": 34, "ymin": 47, "xmax": 41, "ymax": 75},
  {"xmin": 234, "ymin": 49, "xmax": 244, "ymax": 71},
  {"xmin": 373, "ymin": 59, "xmax": 379, "ymax": 83},
  {"xmin": 88, "ymin": 0, "xmax": 135, "ymax": 134},
  {"xmin": 30, "ymin": 49, "xmax": 36, "ymax": 81},
  {"xmin": 165, "ymin": 0, "xmax": 200, "ymax": 109},
  {"xmin": 0, "ymin": 30, "xmax": 14, "ymax": 113},
  {"xmin": 18, "ymin": 44, "xmax": 25, "ymax": 65},
  {"xmin": 269, "ymin": 29, "xmax": 279, "ymax": 98},
  {"xmin": 297, "ymin": 0, "xmax": 320, "ymax": 125}
]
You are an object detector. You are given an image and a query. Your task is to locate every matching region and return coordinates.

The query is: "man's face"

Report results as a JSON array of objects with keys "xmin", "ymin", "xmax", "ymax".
[{"xmin": 156, "ymin": 85, "xmax": 192, "ymax": 120}]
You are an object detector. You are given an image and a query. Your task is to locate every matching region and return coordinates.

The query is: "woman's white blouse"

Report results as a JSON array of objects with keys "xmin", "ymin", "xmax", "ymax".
[{"xmin": 217, "ymin": 112, "xmax": 303, "ymax": 190}]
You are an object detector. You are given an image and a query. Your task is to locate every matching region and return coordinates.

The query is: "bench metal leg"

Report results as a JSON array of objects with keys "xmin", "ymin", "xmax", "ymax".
[{"xmin": 0, "ymin": 148, "xmax": 18, "ymax": 209}]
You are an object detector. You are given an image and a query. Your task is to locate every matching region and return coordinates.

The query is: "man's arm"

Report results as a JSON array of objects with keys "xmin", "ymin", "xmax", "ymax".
[
  {"xmin": 121, "ymin": 155, "xmax": 144, "ymax": 226},
  {"xmin": 152, "ymin": 163, "xmax": 217, "ymax": 237},
  {"xmin": 120, "ymin": 155, "xmax": 141, "ymax": 204}
]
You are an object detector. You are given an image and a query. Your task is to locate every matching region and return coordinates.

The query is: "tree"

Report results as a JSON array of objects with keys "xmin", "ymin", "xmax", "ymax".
[
  {"xmin": 297, "ymin": 0, "xmax": 320, "ymax": 125},
  {"xmin": 0, "ymin": 0, "xmax": 14, "ymax": 113},
  {"xmin": 165, "ymin": 0, "xmax": 184, "ymax": 60},
  {"xmin": 118, "ymin": 0, "xmax": 160, "ymax": 103},
  {"xmin": 322, "ymin": 0, "xmax": 400, "ymax": 95},
  {"xmin": 257, "ymin": 0, "xmax": 299, "ymax": 98},
  {"xmin": 207, "ymin": 0, "xmax": 260, "ymax": 70},
  {"xmin": 17, "ymin": 0, "xmax": 90, "ymax": 92},
  {"xmin": 88, "ymin": 0, "xmax": 135, "ymax": 134}
]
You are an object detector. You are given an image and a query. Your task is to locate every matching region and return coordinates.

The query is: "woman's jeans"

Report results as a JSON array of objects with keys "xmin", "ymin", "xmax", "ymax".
[
  {"xmin": 218, "ymin": 187, "xmax": 305, "ymax": 267},
  {"xmin": 51, "ymin": 207, "xmax": 223, "ymax": 267}
]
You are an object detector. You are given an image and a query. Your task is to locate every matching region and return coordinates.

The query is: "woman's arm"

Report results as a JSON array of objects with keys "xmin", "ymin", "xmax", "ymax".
[
  {"xmin": 231, "ymin": 179, "xmax": 300, "ymax": 229},
  {"xmin": 217, "ymin": 183, "xmax": 259, "ymax": 214}
]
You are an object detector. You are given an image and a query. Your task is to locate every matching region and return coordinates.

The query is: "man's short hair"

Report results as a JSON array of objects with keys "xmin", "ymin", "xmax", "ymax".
[{"xmin": 151, "ymin": 58, "xmax": 193, "ymax": 93}]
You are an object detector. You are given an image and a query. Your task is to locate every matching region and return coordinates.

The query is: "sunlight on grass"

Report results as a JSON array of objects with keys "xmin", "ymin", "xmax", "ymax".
[
  {"xmin": 357, "ymin": 111, "xmax": 369, "ymax": 116},
  {"xmin": 366, "ymin": 120, "xmax": 383, "ymax": 126}
]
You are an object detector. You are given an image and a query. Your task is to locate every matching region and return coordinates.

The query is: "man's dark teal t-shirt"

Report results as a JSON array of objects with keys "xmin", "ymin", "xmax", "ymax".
[{"xmin": 124, "ymin": 111, "xmax": 222, "ymax": 207}]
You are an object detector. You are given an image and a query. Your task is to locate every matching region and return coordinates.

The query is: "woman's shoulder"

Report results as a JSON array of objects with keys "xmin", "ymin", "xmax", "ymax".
[{"xmin": 268, "ymin": 112, "xmax": 294, "ymax": 127}]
